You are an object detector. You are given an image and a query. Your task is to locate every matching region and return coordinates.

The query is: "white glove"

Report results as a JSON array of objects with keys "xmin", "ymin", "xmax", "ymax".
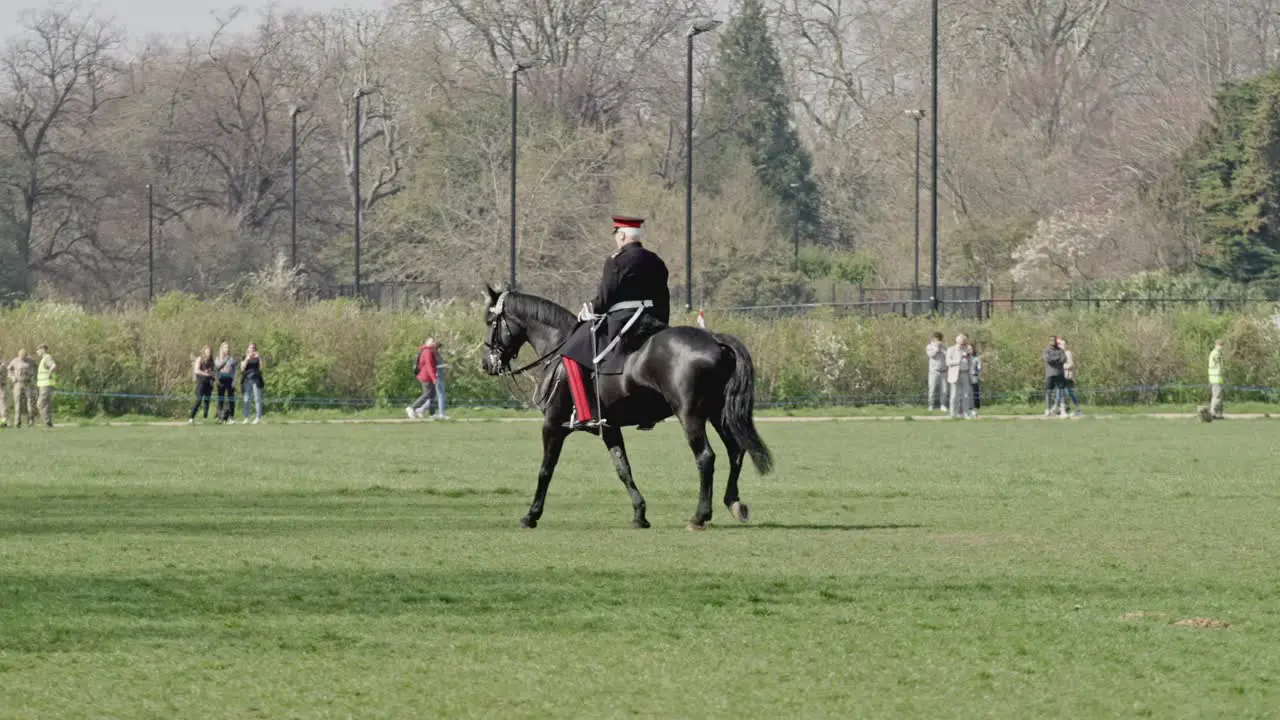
[{"xmin": 577, "ymin": 303, "xmax": 593, "ymax": 321}]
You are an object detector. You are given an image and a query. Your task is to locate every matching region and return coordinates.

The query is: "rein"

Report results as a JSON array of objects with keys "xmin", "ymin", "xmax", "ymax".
[{"xmin": 504, "ymin": 340, "xmax": 566, "ymax": 377}]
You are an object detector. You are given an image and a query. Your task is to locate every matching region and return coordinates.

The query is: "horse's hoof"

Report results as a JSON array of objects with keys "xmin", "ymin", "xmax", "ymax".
[
  {"xmin": 519, "ymin": 516, "xmax": 537, "ymax": 529},
  {"xmin": 731, "ymin": 501, "xmax": 751, "ymax": 524},
  {"xmin": 632, "ymin": 518, "xmax": 651, "ymax": 529},
  {"xmin": 687, "ymin": 520, "xmax": 708, "ymax": 532}
]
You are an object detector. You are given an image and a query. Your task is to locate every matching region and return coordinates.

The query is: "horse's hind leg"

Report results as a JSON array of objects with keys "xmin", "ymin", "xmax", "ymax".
[
  {"xmin": 600, "ymin": 426, "xmax": 649, "ymax": 529},
  {"xmin": 522, "ymin": 422, "xmax": 567, "ymax": 529},
  {"xmin": 711, "ymin": 417, "xmax": 750, "ymax": 524},
  {"xmin": 680, "ymin": 414, "xmax": 716, "ymax": 530}
]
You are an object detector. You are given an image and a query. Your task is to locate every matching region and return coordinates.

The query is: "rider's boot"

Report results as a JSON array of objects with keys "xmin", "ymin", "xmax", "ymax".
[{"xmin": 561, "ymin": 358, "xmax": 605, "ymax": 431}]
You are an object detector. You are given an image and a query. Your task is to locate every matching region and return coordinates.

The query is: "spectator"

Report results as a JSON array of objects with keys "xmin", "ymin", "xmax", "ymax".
[
  {"xmin": 926, "ymin": 331, "xmax": 948, "ymax": 411},
  {"xmin": 215, "ymin": 342, "xmax": 238, "ymax": 424},
  {"xmin": 407, "ymin": 338, "xmax": 439, "ymax": 419},
  {"xmin": 969, "ymin": 343, "xmax": 983, "ymax": 418},
  {"xmin": 1060, "ymin": 337, "xmax": 1083, "ymax": 417},
  {"xmin": 35, "ymin": 344, "xmax": 56, "ymax": 428},
  {"xmin": 7, "ymin": 349, "xmax": 33, "ymax": 428},
  {"xmin": 432, "ymin": 339, "xmax": 448, "ymax": 420},
  {"xmin": 241, "ymin": 342, "xmax": 265, "ymax": 424},
  {"xmin": 1042, "ymin": 336, "xmax": 1066, "ymax": 416},
  {"xmin": 0, "ymin": 347, "xmax": 7, "ymax": 428},
  {"xmin": 1208, "ymin": 339, "xmax": 1225, "ymax": 419},
  {"xmin": 189, "ymin": 345, "xmax": 215, "ymax": 424},
  {"xmin": 946, "ymin": 333, "xmax": 974, "ymax": 419}
]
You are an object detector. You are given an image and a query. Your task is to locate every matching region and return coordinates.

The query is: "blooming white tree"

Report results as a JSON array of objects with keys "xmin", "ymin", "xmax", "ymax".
[{"xmin": 1011, "ymin": 209, "xmax": 1120, "ymax": 289}]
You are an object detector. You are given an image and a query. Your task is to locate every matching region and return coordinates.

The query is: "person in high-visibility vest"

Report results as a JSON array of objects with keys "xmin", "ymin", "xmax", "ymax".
[
  {"xmin": 35, "ymin": 344, "xmax": 57, "ymax": 428},
  {"xmin": 1208, "ymin": 339, "xmax": 1225, "ymax": 419}
]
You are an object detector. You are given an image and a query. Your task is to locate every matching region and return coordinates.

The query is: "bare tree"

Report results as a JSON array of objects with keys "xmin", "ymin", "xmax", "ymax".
[{"xmin": 0, "ymin": 7, "xmax": 124, "ymax": 296}]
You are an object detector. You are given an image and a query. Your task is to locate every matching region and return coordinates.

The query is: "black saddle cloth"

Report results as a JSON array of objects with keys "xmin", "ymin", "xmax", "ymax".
[{"xmin": 560, "ymin": 310, "xmax": 666, "ymax": 375}]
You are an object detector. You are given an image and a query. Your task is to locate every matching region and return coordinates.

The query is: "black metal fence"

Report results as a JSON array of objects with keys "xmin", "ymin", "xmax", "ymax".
[
  {"xmin": 711, "ymin": 287, "xmax": 1277, "ymax": 320},
  {"xmin": 308, "ymin": 281, "xmax": 442, "ymax": 310},
  {"xmin": 299, "ymin": 281, "xmax": 1276, "ymax": 319},
  {"xmin": 714, "ymin": 286, "xmax": 987, "ymax": 320}
]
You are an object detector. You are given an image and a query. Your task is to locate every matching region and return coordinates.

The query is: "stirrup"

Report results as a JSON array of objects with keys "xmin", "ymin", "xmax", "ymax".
[{"xmin": 562, "ymin": 410, "xmax": 607, "ymax": 431}]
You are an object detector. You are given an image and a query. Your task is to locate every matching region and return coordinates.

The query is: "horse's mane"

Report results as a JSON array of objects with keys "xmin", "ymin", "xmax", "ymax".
[{"xmin": 506, "ymin": 292, "xmax": 576, "ymax": 332}]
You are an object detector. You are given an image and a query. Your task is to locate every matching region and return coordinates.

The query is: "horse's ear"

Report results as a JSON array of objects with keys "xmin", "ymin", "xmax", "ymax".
[{"xmin": 483, "ymin": 284, "xmax": 498, "ymax": 305}]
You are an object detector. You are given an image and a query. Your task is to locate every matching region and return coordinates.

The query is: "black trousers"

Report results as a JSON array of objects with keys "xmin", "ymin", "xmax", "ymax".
[
  {"xmin": 191, "ymin": 378, "xmax": 213, "ymax": 419},
  {"xmin": 216, "ymin": 376, "xmax": 236, "ymax": 420}
]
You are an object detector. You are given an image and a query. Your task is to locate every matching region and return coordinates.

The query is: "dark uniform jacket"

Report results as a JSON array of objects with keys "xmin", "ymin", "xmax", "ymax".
[{"xmin": 561, "ymin": 242, "xmax": 670, "ymax": 374}]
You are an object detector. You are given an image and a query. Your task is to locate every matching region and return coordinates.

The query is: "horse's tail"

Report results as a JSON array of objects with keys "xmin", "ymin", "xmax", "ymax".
[{"xmin": 713, "ymin": 332, "xmax": 774, "ymax": 475}]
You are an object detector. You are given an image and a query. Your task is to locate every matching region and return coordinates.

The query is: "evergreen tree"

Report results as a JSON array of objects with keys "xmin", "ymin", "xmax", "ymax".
[
  {"xmin": 700, "ymin": 0, "xmax": 820, "ymax": 238},
  {"xmin": 1167, "ymin": 69, "xmax": 1280, "ymax": 285}
]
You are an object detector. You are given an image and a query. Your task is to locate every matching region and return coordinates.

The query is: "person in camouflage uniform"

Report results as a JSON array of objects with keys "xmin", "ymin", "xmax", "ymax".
[
  {"xmin": 0, "ymin": 348, "xmax": 7, "ymax": 428},
  {"xmin": 6, "ymin": 348, "xmax": 34, "ymax": 428}
]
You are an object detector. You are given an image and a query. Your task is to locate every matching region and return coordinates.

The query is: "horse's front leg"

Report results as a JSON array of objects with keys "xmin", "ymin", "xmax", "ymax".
[
  {"xmin": 522, "ymin": 421, "xmax": 567, "ymax": 528},
  {"xmin": 601, "ymin": 426, "xmax": 649, "ymax": 528}
]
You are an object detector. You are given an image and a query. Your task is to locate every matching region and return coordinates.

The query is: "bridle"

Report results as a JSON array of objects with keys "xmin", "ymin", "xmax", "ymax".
[{"xmin": 484, "ymin": 292, "xmax": 566, "ymax": 378}]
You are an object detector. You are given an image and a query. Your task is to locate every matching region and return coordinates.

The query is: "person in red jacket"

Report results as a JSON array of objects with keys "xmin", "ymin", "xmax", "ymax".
[{"xmin": 407, "ymin": 338, "xmax": 439, "ymax": 419}]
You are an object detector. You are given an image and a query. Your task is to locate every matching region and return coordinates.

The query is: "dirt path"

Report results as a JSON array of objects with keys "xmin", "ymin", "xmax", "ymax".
[{"xmin": 67, "ymin": 411, "xmax": 1270, "ymax": 429}]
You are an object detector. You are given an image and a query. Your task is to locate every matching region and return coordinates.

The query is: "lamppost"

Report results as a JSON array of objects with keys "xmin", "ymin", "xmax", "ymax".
[
  {"xmin": 789, "ymin": 182, "xmax": 800, "ymax": 271},
  {"xmin": 906, "ymin": 109, "xmax": 924, "ymax": 301},
  {"xmin": 510, "ymin": 60, "xmax": 535, "ymax": 290},
  {"xmin": 685, "ymin": 18, "xmax": 721, "ymax": 312},
  {"xmin": 289, "ymin": 104, "xmax": 305, "ymax": 269},
  {"xmin": 146, "ymin": 183, "xmax": 154, "ymax": 302},
  {"xmin": 352, "ymin": 87, "xmax": 372, "ymax": 298},
  {"xmin": 929, "ymin": 0, "xmax": 940, "ymax": 313}
]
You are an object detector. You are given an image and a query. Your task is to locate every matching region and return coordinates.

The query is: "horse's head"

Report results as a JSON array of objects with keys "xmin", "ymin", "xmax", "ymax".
[{"xmin": 481, "ymin": 284, "xmax": 529, "ymax": 376}]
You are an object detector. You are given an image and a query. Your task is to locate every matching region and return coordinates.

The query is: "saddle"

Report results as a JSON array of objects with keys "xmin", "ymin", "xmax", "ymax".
[{"xmin": 560, "ymin": 300, "xmax": 665, "ymax": 376}]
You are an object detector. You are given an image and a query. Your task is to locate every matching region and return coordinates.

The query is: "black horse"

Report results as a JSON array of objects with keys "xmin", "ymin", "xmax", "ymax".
[{"xmin": 480, "ymin": 285, "xmax": 774, "ymax": 530}]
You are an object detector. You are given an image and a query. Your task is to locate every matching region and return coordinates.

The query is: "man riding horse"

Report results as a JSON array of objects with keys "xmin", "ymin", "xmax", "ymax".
[{"xmin": 559, "ymin": 215, "xmax": 670, "ymax": 432}]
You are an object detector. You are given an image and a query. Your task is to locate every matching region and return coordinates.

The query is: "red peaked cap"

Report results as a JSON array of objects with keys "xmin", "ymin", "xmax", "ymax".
[{"xmin": 612, "ymin": 215, "xmax": 645, "ymax": 229}]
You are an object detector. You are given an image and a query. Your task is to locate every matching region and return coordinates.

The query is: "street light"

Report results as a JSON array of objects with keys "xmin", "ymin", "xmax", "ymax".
[
  {"xmin": 929, "ymin": 0, "xmax": 940, "ymax": 313},
  {"xmin": 289, "ymin": 104, "xmax": 305, "ymax": 269},
  {"xmin": 685, "ymin": 18, "xmax": 721, "ymax": 312},
  {"xmin": 789, "ymin": 182, "xmax": 801, "ymax": 271},
  {"xmin": 352, "ymin": 88, "xmax": 373, "ymax": 298},
  {"xmin": 146, "ymin": 183, "xmax": 154, "ymax": 302},
  {"xmin": 906, "ymin": 109, "xmax": 924, "ymax": 302},
  {"xmin": 510, "ymin": 60, "xmax": 536, "ymax": 291}
]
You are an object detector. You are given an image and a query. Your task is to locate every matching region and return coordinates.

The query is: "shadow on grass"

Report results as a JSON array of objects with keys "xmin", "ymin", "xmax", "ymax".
[
  {"xmin": 729, "ymin": 522, "xmax": 926, "ymax": 531},
  {"xmin": 0, "ymin": 566, "xmax": 929, "ymax": 652},
  {"xmin": 0, "ymin": 564, "xmax": 1196, "ymax": 654},
  {"xmin": 0, "ymin": 486, "xmax": 523, "ymax": 537}
]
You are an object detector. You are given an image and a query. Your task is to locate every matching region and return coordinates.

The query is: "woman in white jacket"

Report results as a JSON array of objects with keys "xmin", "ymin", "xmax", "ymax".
[
  {"xmin": 945, "ymin": 334, "xmax": 974, "ymax": 419},
  {"xmin": 1060, "ymin": 337, "xmax": 1082, "ymax": 417}
]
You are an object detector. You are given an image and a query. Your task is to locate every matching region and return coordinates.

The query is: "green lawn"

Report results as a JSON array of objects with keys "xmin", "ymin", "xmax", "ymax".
[{"xmin": 2, "ymin": 419, "xmax": 1278, "ymax": 718}]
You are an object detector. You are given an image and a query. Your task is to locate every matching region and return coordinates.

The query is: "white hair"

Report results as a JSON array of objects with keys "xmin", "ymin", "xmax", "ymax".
[{"xmin": 616, "ymin": 226, "xmax": 644, "ymax": 243}]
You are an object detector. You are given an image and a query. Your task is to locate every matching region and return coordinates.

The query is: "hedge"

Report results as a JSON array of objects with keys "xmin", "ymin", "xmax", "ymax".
[{"xmin": 1, "ymin": 293, "xmax": 1277, "ymax": 417}]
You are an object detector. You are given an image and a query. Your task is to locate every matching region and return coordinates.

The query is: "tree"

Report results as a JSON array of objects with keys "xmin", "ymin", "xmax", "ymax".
[
  {"xmin": 1165, "ymin": 68, "xmax": 1280, "ymax": 285},
  {"xmin": 0, "ymin": 7, "xmax": 124, "ymax": 297},
  {"xmin": 702, "ymin": 0, "xmax": 821, "ymax": 240}
]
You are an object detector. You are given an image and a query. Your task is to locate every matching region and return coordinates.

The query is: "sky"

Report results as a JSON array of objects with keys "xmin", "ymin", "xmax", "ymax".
[{"xmin": 4, "ymin": 0, "xmax": 390, "ymax": 45}]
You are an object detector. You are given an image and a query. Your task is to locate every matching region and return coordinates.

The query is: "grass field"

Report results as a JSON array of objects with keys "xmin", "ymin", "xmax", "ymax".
[{"xmin": 3, "ymin": 418, "xmax": 1279, "ymax": 718}]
